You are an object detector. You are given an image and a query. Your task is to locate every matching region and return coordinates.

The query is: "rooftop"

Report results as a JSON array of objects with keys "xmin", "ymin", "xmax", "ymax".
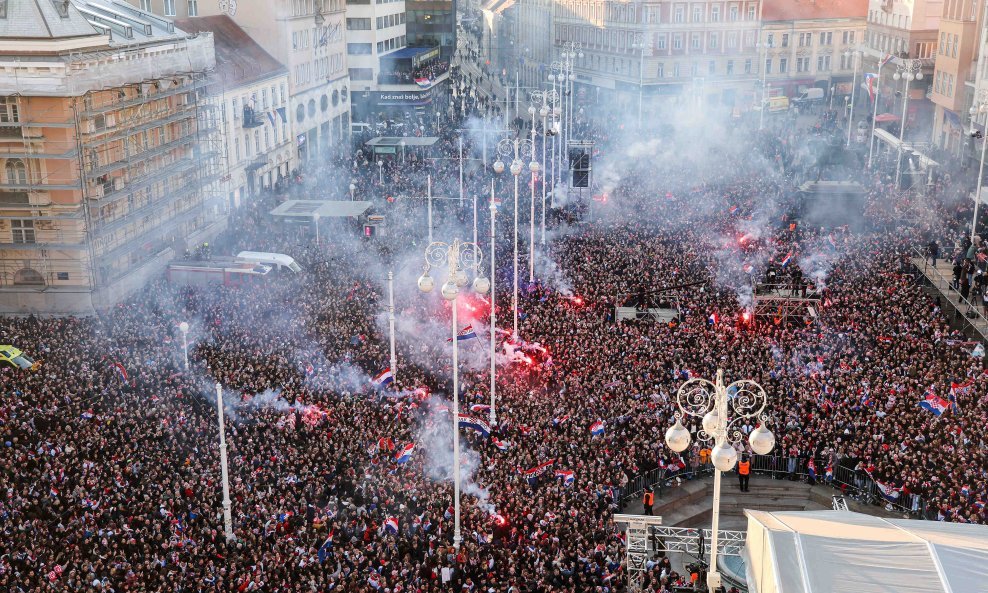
[
  {"xmin": 172, "ymin": 16, "xmax": 287, "ymax": 88},
  {"xmin": 762, "ymin": 0, "xmax": 868, "ymax": 22},
  {"xmin": 0, "ymin": 0, "xmax": 102, "ymax": 41}
]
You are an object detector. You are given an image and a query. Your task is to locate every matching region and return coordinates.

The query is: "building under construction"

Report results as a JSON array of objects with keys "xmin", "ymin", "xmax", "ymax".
[{"xmin": 0, "ymin": 0, "xmax": 222, "ymax": 314}]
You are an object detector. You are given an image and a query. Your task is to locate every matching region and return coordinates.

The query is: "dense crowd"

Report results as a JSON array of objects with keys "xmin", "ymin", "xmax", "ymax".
[{"xmin": 2, "ymin": 81, "xmax": 988, "ymax": 593}]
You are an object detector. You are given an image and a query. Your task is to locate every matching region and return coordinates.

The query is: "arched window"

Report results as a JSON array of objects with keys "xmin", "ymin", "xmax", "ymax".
[
  {"xmin": 13, "ymin": 268, "xmax": 44, "ymax": 286},
  {"xmin": 5, "ymin": 159, "xmax": 26, "ymax": 185}
]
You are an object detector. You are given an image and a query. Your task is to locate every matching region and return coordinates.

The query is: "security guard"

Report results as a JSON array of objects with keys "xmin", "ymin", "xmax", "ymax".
[
  {"xmin": 643, "ymin": 485, "xmax": 655, "ymax": 515},
  {"xmin": 738, "ymin": 454, "xmax": 751, "ymax": 492}
]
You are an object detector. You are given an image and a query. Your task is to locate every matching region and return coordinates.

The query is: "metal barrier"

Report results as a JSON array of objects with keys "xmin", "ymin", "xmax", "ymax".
[
  {"xmin": 910, "ymin": 246, "xmax": 988, "ymax": 339},
  {"xmin": 620, "ymin": 454, "xmax": 930, "ymax": 518}
]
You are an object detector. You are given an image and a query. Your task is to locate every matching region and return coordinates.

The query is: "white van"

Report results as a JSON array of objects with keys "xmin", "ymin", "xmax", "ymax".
[
  {"xmin": 236, "ymin": 251, "xmax": 302, "ymax": 273},
  {"xmin": 793, "ymin": 88, "xmax": 825, "ymax": 104}
]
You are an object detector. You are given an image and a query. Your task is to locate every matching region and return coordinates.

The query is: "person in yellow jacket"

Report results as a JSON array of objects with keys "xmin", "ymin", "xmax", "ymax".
[
  {"xmin": 643, "ymin": 485, "xmax": 655, "ymax": 515},
  {"xmin": 738, "ymin": 454, "xmax": 751, "ymax": 492}
]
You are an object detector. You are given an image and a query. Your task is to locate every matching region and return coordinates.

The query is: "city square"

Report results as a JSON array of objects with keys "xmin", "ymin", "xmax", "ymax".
[{"xmin": 1, "ymin": 0, "xmax": 988, "ymax": 591}]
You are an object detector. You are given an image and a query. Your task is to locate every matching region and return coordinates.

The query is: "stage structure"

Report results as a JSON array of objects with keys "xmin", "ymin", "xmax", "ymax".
[
  {"xmin": 752, "ymin": 282, "xmax": 821, "ymax": 326},
  {"xmin": 614, "ymin": 280, "xmax": 707, "ymax": 324}
]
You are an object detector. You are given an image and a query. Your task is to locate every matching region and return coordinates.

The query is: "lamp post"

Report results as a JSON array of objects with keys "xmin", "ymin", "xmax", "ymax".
[
  {"xmin": 378, "ymin": 159, "xmax": 384, "ymax": 184},
  {"xmin": 459, "ymin": 136, "xmax": 465, "ymax": 204},
  {"xmin": 312, "ymin": 212, "xmax": 321, "ymax": 245},
  {"xmin": 664, "ymin": 370, "xmax": 775, "ymax": 591},
  {"xmin": 400, "ymin": 139, "xmax": 406, "ymax": 163},
  {"xmin": 488, "ymin": 179, "xmax": 498, "ymax": 425},
  {"xmin": 893, "ymin": 59, "xmax": 923, "ymax": 190},
  {"xmin": 493, "ymin": 136, "xmax": 535, "ymax": 338},
  {"xmin": 969, "ymin": 90, "xmax": 988, "ymax": 241},
  {"xmin": 844, "ymin": 49, "xmax": 862, "ymax": 147},
  {"xmin": 387, "ymin": 270, "xmax": 397, "ymax": 381},
  {"xmin": 532, "ymin": 89, "xmax": 558, "ymax": 246},
  {"xmin": 868, "ymin": 57, "xmax": 891, "ymax": 169},
  {"xmin": 756, "ymin": 39, "xmax": 774, "ymax": 131},
  {"xmin": 428, "ymin": 174, "xmax": 433, "ymax": 244},
  {"xmin": 214, "ymin": 382, "xmax": 236, "ymax": 541},
  {"xmin": 178, "ymin": 321, "xmax": 189, "ymax": 370},
  {"xmin": 417, "ymin": 239, "xmax": 490, "ymax": 550},
  {"xmin": 349, "ymin": 182, "xmax": 356, "ymax": 201},
  {"xmin": 526, "ymin": 102, "xmax": 542, "ymax": 283}
]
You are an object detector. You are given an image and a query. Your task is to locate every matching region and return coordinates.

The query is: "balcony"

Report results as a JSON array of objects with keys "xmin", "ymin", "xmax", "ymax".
[
  {"xmin": 0, "ymin": 125, "xmax": 20, "ymax": 139},
  {"xmin": 242, "ymin": 106, "xmax": 264, "ymax": 129}
]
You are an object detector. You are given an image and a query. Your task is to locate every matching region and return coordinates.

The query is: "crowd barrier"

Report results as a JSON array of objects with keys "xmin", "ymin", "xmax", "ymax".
[{"xmin": 618, "ymin": 455, "xmax": 930, "ymax": 518}]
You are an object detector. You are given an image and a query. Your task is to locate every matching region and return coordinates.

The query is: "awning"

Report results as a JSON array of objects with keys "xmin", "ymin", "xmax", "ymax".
[
  {"xmin": 482, "ymin": 0, "xmax": 516, "ymax": 14},
  {"xmin": 875, "ymin": 113, "xmax": 900, "ymax": 122},
  {"xmin": 269, "ymin": 200, "xmax": 372, "ymax": 218},
  {"xmin": 745, "ymin": 510, "xmax": 988, "ymax": 593}
]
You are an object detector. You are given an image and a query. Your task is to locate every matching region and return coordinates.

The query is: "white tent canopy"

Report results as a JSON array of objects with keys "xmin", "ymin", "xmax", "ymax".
[{"xmin": 744, "ymin": 510, "xmax": 988, "ymax": 593}]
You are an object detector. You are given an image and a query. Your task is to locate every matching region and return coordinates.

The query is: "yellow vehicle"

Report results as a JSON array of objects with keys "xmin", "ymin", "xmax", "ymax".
[
  {"xmin": 0, "ymin": 345, "xmax": 40, "ymax": 371},
  {"xmin": 764, "ymin": 96, "xmax": 790, "ymax": 113}
]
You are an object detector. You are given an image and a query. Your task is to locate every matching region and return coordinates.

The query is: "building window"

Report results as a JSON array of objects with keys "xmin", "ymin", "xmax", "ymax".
[
  {"xmin": 727, "ymin": 32, "xmax": 737, "ymax": 48},
  {"xmin": 657, "ymin": 63, "xmax": 664, "ymax": 77},
  {"xmin": 347, "ymin": 43, "xmax": 373, "ymax": 54},
  {"xmin": 56, "ymin": 272, "xmax": 69, "ymax": 281},
  {"xmin": 747, "ymin": 5, "xmax": 755, "ymax": 19},
  {"xmin": 5, "ymin": 159, "xmax": 26, "ymax": 185},
  {"xmin": 140, "ymin": 0, "xmax": 151, "ymax": 10},
  {"xmin": 708, "ymin": 60, "xmax": 715, "ymax": 75},
  {"xmin": 781, "ymin": 33, "xmax": 789, "ymax": 48},
  {"xmin": 673, "ymin": 63, "xmax": 680, "ymax": 77},
  {"xmin": 657, "ymin": 35, "xmax": 667, "ymax": 50},
  {"xmin": 0, "ymin": 97, "xmax": 18, "ymax": 123},
  {"xmin": 817, "ymin": 55, "xmax": 831, "ymax": 71},
  {"xmin": 710, "ymin": 5, "xmax": 719, "ymax": 21},
  {"xmin": 187, "ymin": 0, "xmax": 197, "ymax": 16},
  {"xmin": 692, "ymin": 6, "xmax": 702, "ymax": 22},
  {"xmin": 673, "ymin": 34, "xmax": 683, "ymax": 50},
  {"xmin": 767, "ymin": 33, "xmax": 774, "ymax": 47},
  {"xmin": 710, "ymin": 33, "xmax": 718, "ymax": 49},
  {"xmin": 729, "ymin": 5, "xmax": 738, "ymax": 20},
  {"xmin": 674, "ymin": 6, "xmax": 684, "ymax": 23},
  {"xmin": 692, "ymin": 34, "xmax": 700, "ymax": 49},
  {"xmin": 780, "ymin": 58, "xmax": 788, "ymax": 73},
  {"xmin": 765, "ymin": 59, "xmax": 772, "ymax": 74},
  {"xmin": 346, "ymin": 18, "xmax": 371, "ymax": 30},
  {"xmin": 796, "ymin": 57, "xmax": 809, "ymax": 72},
  {"xmin": 819, "ymin": 32, "xmax": 832, "ymax": 45},
  {"xmin": 726, "ymin": 60, "xmax": 734, "ymax": 74},
  {"xmin": 163, "ymin": 0, "xmax": 175, "ymax": 16},
  {"xmin": 744, "ymin": 59, "xmax": 752, "ymax": 74},
  {"xmin": 11, "ymin": 220, "xmax": 35, "ymax": 244},
  {"xmin": 13, "ymin": 268, "xmax": 43, "ymax": 285}
]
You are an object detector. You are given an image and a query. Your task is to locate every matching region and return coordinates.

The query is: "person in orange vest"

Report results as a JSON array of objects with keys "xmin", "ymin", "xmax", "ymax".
[
  {"xmin": 643, "ymin": 485, "xmax": 655, "ymax": 515},
  {"xmin": 738, "ymin": 454, "xmax": 751, "ymax": 492}
]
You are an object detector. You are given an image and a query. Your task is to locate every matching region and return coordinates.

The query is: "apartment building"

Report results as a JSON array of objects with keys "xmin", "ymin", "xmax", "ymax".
[
  {"xmin": 929, "ymin": 0, "xmax": 984, "ymax": 154},
  {"xmin": 0, "ymin": 0, "xmax": 220, "ymax": 314},
  {"xmin": 128, "ymin": 0, "xmax": 351, "ymax": 164},
  {"xmin": 347, "ymin": 0, "xmax": 451, "ymax": 128},
  {"xmin": 761, "ymin": 0, "xmax": 868, "ymax": 101},
  {"xmin": 552, "ymin": 0, "xmax": 764, "ymax": 115},
  {"xmin": 174, "ymin": 16, "xmax": 294, "ymax": 205}
]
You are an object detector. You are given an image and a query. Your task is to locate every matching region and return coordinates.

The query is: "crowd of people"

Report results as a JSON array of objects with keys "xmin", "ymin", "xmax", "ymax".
[{"xmin": 1, "ymin": 71, "xmax": 987, "ymax": 593}]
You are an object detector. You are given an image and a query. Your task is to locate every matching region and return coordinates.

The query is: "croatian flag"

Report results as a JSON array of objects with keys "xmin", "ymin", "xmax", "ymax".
[
  {"xmin": 552, "ymin": 415, "xmax": 570, "ymax": 426},
  {"xmin": 589, "ymin": 420, "xmax": 605, "ymax": 436},
  {"xmin": 729, "ymin": 205, "xmax": 739, "ymax": 215},
  {"xmin": 317, "ymin": 532, "xmax": 334, "ymax": 563},
  {"xmin": 919, "ymin": 388, "xmax": 949, "ymax": 416},
  {"xmin": 384, "ymin": 516, "xmax": 399, "ymax": 534},
  {"xmin": 875, "ymin": 480, "xmax": 901, "ymax": 502},
  {"xmin": 520, "ymin": 459, "xmax": 555, "ymax": 484},
  {"xmin": 470, "ymin": 403, "xmax": 491, "ymax": 413},
  {"xmin": 458, "ymin": 414, "xmax": 491, "ymax": 437},
  {"xmin": 415, "ymin": 77, "xmax": 431, "ymax": 88},
  {"xmin": 110, "ymin": 361, "xmax": 129, "ymax": 383},
  {"xmin": 81, "ymin": 410, "xmax": 94, "ymax": 420},
  {"xmin": 492, "ymin": 437, "xmax": 510, "ymax": 451},
  {"xmin": 825, "ymin": 465, "xmax": 833, "ymax": 480},
  {"xmin": 807, "ymin": 459, "xmax": 816, "ymax": 480},
  {"xmin": 827, "ymin": 234, "xmax": 838, "ymax": 250},
  {"xmin": 457, "ymin": 325, "xmax": 478, "ymax": 341},
  {"xmin": 961, "ymin": 485, "xmax": 971, "ymax": 498},
  {"xmin": 555, "ymin": 470, "xmax": 575, "ymax": 486},
  {"xmin": 880, "ymin": 53, "xmax": 895, "ymax": 68},
  {"xmin": 780, "ymin": 252, "xmax": 793, "ymax": 267},
  {"xmin": 394, "ymin": 443, "xmax": 414, "ymax": 464},
  {"xmin": 371, "ymin": 369, "xmax": 394, "ymax": 387},
  {"xmin": 864, "ymin": 73, "xmax": 878, "ymax": 101}
]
